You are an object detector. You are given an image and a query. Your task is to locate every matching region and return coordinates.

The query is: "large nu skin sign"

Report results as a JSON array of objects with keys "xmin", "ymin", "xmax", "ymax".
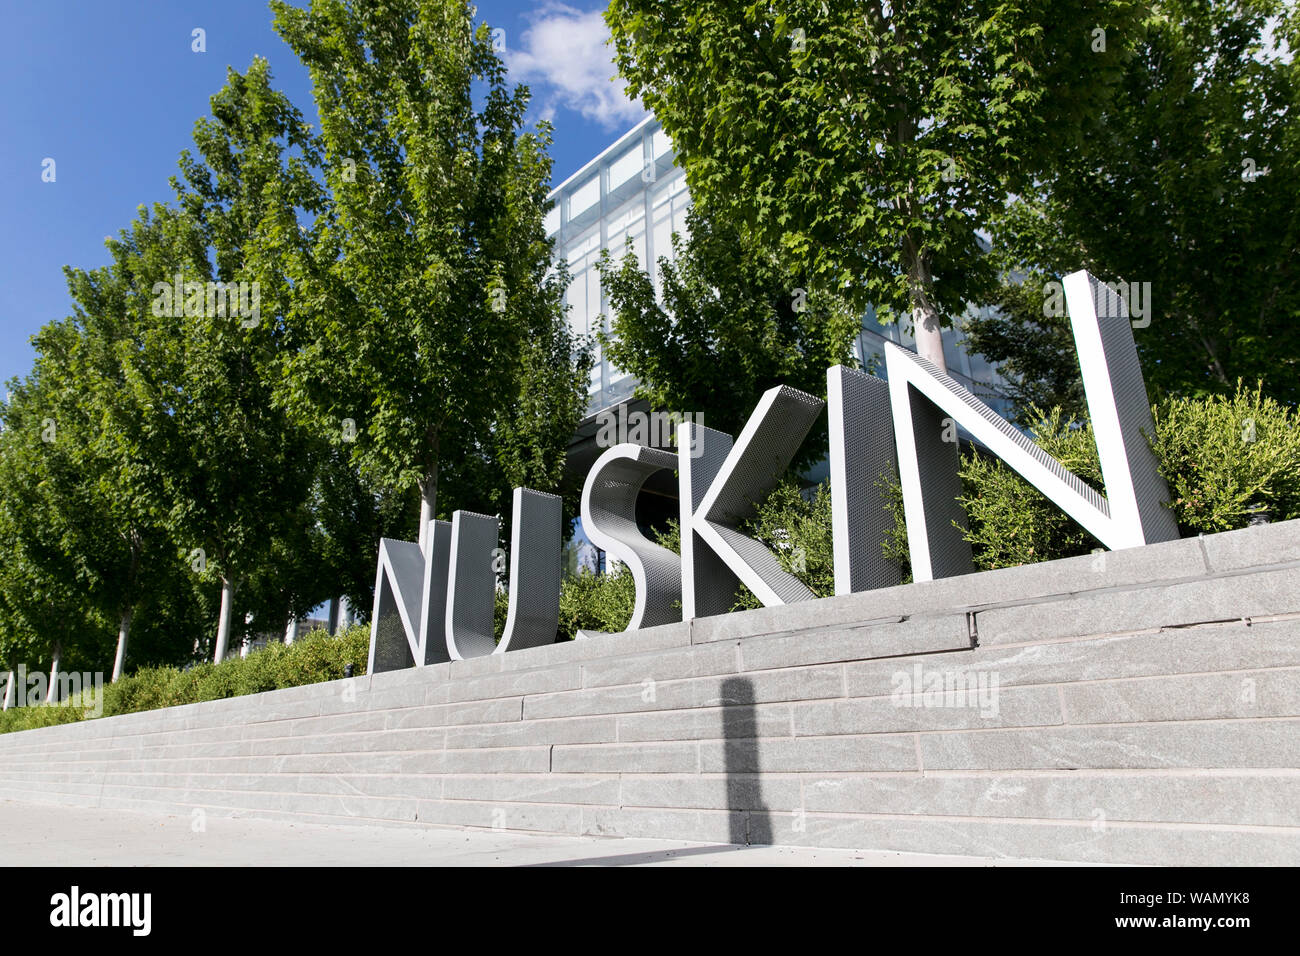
[{"xmin": 368, "ymin": 271, "xmax": 1180, "ymax": 672}]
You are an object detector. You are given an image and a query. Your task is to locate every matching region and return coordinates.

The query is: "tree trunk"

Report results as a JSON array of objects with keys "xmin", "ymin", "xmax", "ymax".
[
  {"xmin": 284, "ymin": 615, "xmax": 300, "ymax": 645},
  {"xmin": 893, "ymin": 99, "xmax": 948, "ymax": 375},
  {"xmin": 911, "ymin": 296, "xmax": 948, "ymax": 372},
  {"xmin": 214, "ymin": 576, "xmax": 236, "ymax": 663},
  {"xmin": 903, "ymin": 235, "xmax": 949, "ymax": 373},
  {"xmin": 46, "ymin": 642, "xmax": 61, "ymax": 705},
  {"xmin": 1192, "ymin": 319, "xmax": 1229, "ymax": 387},
  {"xmin": 417, "ymin": 461, "xmax": 438, "ymax": 555},
  {"xmin": 112, "ymin": 607, "xmax": 133, "ymax": 683}
]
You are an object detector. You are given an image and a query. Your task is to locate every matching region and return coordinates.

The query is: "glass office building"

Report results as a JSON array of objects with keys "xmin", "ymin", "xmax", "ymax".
[
  {"xmin": 546, "ymin": 117, "xmax": 691, "ymax": 415},
  {"xmin": 547, "ymin": 115, "xmax": 1015, "ymax": 424}
]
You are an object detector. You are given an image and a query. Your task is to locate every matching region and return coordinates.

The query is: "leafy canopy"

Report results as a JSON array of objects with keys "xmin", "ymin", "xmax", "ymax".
[
  {"xmin": 272, "ymin": 0, "xmax": 591, "ymax": 526},
  {"xmin": 976, "ymin": 1, "xmax": 1300, "ymax": 410},
  {"xmin": 606, "ymin": 0, "xmax": 1143, "ymax": 340}
]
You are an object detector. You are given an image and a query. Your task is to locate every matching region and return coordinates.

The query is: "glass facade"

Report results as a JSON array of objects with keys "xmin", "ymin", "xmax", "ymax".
[
  {"xmin": 547, "ymin": 118, "xmax": 691, "ymax": 416},
  {"xmin": 547, "ymin": 117, "xmax": 1013, "ymax": 422}
]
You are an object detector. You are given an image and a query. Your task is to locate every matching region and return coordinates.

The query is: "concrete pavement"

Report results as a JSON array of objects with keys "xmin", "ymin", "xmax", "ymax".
[{"xmin": 0, "ymin": 799, "xmax": 1095, "ymax": 866}]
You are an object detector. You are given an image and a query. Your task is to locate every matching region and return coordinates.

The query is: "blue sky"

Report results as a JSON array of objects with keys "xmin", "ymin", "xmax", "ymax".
[{"xmin": 0, "ymin": 0, "xmax": 646, "ymax": 388}]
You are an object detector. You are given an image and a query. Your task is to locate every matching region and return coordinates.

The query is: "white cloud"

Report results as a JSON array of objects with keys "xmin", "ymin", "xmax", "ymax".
[{"xmin": 505, "ymin": 2, "xmax": 648, "ymax": 131}]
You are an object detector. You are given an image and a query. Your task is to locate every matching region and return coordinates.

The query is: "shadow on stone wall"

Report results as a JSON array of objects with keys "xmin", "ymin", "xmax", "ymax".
[{"xmin": 723, "ymin": 676, "xmax": 771, "ymax": 845}]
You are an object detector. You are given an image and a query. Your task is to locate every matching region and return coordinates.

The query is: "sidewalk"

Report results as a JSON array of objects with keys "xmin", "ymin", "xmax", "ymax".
[{"xmin": 0, "ymin": 799, "xmax": 1092, "ymax": 866}]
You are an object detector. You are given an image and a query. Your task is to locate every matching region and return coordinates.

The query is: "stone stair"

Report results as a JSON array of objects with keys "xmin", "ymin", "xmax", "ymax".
[{"xmin": 0, "ymin": 519, "xmax": 1296, "ymax": 865}]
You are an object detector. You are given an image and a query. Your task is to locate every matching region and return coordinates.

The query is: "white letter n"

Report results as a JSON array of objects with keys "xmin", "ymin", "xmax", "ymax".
[{"xmin": 884, "ymin": 269, "xmax": 1179, "ymax": 583}]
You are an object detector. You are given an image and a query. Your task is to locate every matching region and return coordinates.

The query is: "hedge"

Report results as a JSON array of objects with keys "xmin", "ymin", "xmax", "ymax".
[
  {"xmin": 959, "ymin": 383, "xmax": 1300, "ymax": 570},
  {"xmin": 0, "ymin": 624, "xmax": 370, "ymax": 736}
]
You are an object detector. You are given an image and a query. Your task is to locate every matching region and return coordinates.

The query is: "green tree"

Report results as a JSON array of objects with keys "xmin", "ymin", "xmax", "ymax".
[
  {"xmin": 0, "ymin": 365, "xmax": 114, "ymax": 694},
  {"xmin": 1, "ymin": 227, "xmax": 224, "ymax": 683},
  {"xmin": 136, "ymin": 59, "xmax": 327, "ymax": 661},
  {"xmin": 597, "ymin": 206, "xmax": 861, "ymax": 458},
  {"xmin": 962, "ymin": 272, "xmax": 1086, "ymax": 426},
  {"xmin": 17, "ymin": 297, "xmax": 187, "ymax": 681},
  {"xmin": 606, "ymin": 0, "xmax": 1143, "ymax": 372},
  {"xmin": 272, "ymin": 0, "xmax": 591, "ymax": 545},
  {"xmin": 975, "ymin": 0, "xmax": 1300, "ymax": 411},
  {"xmin": 298, "ymin": 447, "xmax": 416, "ymax": 624}
]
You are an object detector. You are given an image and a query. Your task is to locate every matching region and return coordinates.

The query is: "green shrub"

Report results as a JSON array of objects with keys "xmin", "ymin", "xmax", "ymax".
[
  {"xmin": 3, "ymin": 624, "xmax": 373, "ymax": 733},
  {"xmin": 191, "ymin": 654, "xmax": 254, "ymax": 701},
  {"xmin": 553, "ymin": 524, "xmax": 680, "ymax": 639},
  {"xmin": 269, "ymin": 625, "xmax": 369, "ymax": 688},
  {"xmin": 877, "ymin": 464, "xmax": 912, "ymax": 583},
  {"xmin": 732, "ymin": 480, "xmax": 838, "ymax": 609},
  {"xmin": 102, "ymin": 665, "xmax": 193, "ymax": 715},
  {"xmin": 231, "ymin": 642, "xmax": 285, "ymax": 697},
  {"xmin": 164, "ymin": 662, "xmax": 215, "ymax": 707},
  {"xmin": 957, "ymin": 407, "xmax": 1103, "ymax": 570},
  {"xmin": 0, "ymin": 697, "xmax": 89, "ymax": 734},
  {"xmin": 558, "ymin": 565, "xmax": 638, "ymax": 638},
  {"xmin": 1150, "ymin": 384, "xmax": 1300, "ymax": 533},
  {"xmin": 494, "ymin": 589, "xmax": 510, "ymax": 639},
  {"xmin": 948, "ymin": 382, "xmax": 1300, "ymax": 569}
]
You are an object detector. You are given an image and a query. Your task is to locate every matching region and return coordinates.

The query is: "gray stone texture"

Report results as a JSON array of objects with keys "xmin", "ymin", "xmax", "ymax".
[{"xmin": 0, "ymin": 518, "xmax": 1296, "ymax": 865}]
